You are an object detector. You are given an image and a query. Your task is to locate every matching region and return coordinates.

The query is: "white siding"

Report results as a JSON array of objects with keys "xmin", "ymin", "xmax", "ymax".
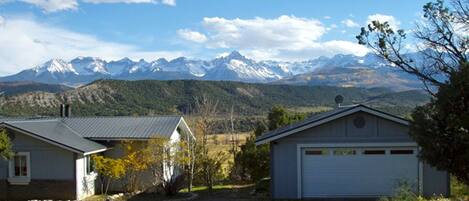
[{"xmin": 76, "ymin": 155, "xmax": 97, "ymax": 200}]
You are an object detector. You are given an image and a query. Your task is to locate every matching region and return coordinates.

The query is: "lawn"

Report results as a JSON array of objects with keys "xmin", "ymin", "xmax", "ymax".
[{"xmin": 182, "ymin": 184, "xmax": 269, "ymax": 201}]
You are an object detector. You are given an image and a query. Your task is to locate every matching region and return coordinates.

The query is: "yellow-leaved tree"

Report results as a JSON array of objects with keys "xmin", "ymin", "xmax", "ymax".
[
  {"xmin": 0, "ymin": 128, "xmax": 13, "ymax": 160},
  {"xmin": 121, "ymin": 140, "xmax": 150, "ymax": 192},
  {"xmin": 92, "ymin": 155, "xmax": 126, "ymax": 196},
  {"xmin": 144, "ymin": 137, "xmax": 191, "ymax": 195}
]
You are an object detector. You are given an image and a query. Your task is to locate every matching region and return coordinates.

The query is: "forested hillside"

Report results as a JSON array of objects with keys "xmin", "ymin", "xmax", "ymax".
[{"xmin": 0, "ymin": 80, "xmax": 429, "ymax": 118}]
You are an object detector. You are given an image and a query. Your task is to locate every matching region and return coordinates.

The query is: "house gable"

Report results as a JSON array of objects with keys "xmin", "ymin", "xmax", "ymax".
[
  {"xmin": 278, "ymin": 111, "xmax": 412, "ymax": 143},
  {"xmin": 255, "ymin": 105, "xmax": 410, "ymax": 145}
]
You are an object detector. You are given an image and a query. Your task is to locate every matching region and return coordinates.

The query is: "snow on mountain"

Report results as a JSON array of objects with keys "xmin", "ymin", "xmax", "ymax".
[
  {"xmin": 106, "ymin": 57, "xmax": 134, "ymax": 75},
  {"xmin": 70, "ymin": 57, "xmax": 108, "ymax": 75},
  {"xmin": 33, "ymin": 59, "xmax": 77, "ymax": 76},
  {"xmin": 0, "ymin": 51, "xmax": 422, "ymax": 90},
  {"xmin": 204, "ymin": 51, "xmax": 289, "ymax": 81},
  {"xmin": 158, "ymin": 57, "xmax": 210, "ymax": 77}
]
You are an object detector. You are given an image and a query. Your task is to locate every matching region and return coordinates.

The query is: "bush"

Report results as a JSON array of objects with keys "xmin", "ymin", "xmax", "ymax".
[
  {"xmin": 255, "ymin": 178, "xmax": 270, "ymax": 193},
  {"xmin": 159, "ymin": 175, "xmax": 186, "ymax": 196},
  {"xmin": 379, "ymin": 181, "xmax": 451, "ymax": 201}
]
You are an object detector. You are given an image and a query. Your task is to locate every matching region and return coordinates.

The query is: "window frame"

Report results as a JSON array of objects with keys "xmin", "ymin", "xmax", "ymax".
[
  {"xmin": 85, "ymin": 155, "xmax": 96, "ymax": 175},
  {"xmin": 390, "ymin": 149, "xmax": 414, "ymax": 155},
  {"xmin": 8, "ymin": 152, "xmax": 31, "ymax": 185},
  {"xmin": 304, "ymin": 149, "xmax": 330, "ymax": 156},
  {"xmin": 362, "ymin": 149, "xmax": 386, "ymax": 155},
  {"xmin": 332, "ymin": 148, "xmax": 357, "ymax": 156}
]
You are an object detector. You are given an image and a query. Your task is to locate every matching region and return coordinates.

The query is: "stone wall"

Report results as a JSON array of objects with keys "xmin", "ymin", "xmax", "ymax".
[{"xmin": 0, "ymin": 180, "xmax": 76, "ymax": 200}]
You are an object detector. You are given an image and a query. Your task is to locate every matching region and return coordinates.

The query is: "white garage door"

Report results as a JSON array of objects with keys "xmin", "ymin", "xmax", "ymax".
[{"xmin": 301, "ymin": 146, "xmax": 419, "ymax": 198}]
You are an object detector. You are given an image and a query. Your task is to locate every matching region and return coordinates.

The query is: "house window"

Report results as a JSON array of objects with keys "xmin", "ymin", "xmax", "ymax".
[
  {"xmin": 390, "ymin": 150, "xmax": 414, "ymax": 155},
  {"xmin": 305, "ymin": 149, "xmax": 329, "ymax": 155},
  {"xmin": 14, "ymin": 155, "xmax": 28, "ymax": 176},
  {"xmin": 363, "ymin": 150, "xmax": 386, "ymax": 155},
  {"xmin": 8, "ymin": 152, "xmax": 31, "ymax": 185},
  {"xmin": 85, "ymin": 155, "xmax": 95, "ymax": 175},
  {"xmin": 333, "ymin": 149, "xmax": 356, "ymax": 156}
]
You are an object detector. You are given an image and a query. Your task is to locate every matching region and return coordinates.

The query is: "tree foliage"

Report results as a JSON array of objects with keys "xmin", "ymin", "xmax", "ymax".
[
  {"xmin": 0, "ymin": 128, "xmax": 13, "ymax": 160},
  {"xmin": 410, "ymin": 62, "xmax": 469, "ymax": 184},
  {"xmin": 144, "ymin": 137, "xmax": 191, "ymax": 195},
  {"xmin": 357, "ymin": 0, "xmax": 468, "ymax": 94},
  {"xmin": 233, "ymin": 106, "xmax": 306, "ymax": 182},
  {"xmin": 120, "ymin": 140, "xmax": 150, "ymax": 192},
  {"xmin": 357, "ymin": 0, "xmax": 469, "ymax": 184},
  {"xmin": 92, "ymin": 155, "xmax": 126, "ymax": 195}
]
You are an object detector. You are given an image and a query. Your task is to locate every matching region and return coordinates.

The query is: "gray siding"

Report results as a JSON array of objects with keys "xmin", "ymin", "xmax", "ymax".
[
  {"xmin": 270, "ymin": 113, "xmax": 449, "ymax": 199},
  {"xmin": 0, "ymin": 129, "xmax": 75, "ymax": 180},
  {"xmin": 423, "ymin": 163, "xmax": 450, "ymax": 197}
]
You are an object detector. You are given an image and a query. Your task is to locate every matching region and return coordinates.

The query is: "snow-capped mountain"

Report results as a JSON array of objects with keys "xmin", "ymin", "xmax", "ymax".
[
  {"xmin": 70, "ymin": 57, "xmax": 108, "ymax": 75},
  {"xmin": 0, "ymin": 51, "xmax": 422, "ymax": 90},
  {"xmin": 204, "ymin": 51, "xmax": 290, "ymax": 82}
]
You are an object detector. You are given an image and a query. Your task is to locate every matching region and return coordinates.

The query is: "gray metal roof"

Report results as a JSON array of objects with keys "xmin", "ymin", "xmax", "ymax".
[
  {"xmin": 256, "ymin": 106, "xmax": 354, "ymax": 143},
  {"xmin": 0, "ymin": 116, "xmax": 185, "ymax": 153},
  {"xmin": 1, "ymin": 119, "xmax": 106, "ymax": 154},
  {"xmin": 62, "ymin": 116, "xmax": 182, "ymax": 139},
  {"xmin": 255, "ymin": 104, "xmax": 409, "ymax": 144}
]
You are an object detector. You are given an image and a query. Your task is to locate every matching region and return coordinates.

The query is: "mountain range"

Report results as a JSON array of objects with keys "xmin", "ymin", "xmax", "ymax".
[{"xmin": 0, "ymin": 51, "xmax": 422, "ymax": 91}]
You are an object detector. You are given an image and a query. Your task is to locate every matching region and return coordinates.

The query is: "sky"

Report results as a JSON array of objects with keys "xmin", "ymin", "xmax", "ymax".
[{"xmin": 0, "ymin": 0, "xmax": 429, "ymax": 75}]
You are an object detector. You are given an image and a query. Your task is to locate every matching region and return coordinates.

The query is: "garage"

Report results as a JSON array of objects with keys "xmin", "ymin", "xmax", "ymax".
[
  {"xmin": 300, "ymin": 145, "xmax": 419, "ymax": 198},
  {"xmin": 256, "ymin": 104, "xmax": 450, "ymax": 200}
]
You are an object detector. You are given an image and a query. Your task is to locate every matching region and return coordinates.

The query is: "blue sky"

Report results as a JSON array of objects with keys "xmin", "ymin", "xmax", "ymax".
[{"xmin": 0, "ymin": 0, "xmax": 429, "ymax": 75}]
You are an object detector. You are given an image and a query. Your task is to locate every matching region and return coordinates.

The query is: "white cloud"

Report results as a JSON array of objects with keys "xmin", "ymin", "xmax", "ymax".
[
  {"xmin": 20, "ymin": 0, "xmax": 78, "ymax": 12},
  {"xmin": 83, "ymin": 0, "xmax": 153, "ymax": 3},
  {"xmin": 161, "ymin": 0, "xmax": 174, "ymax": 6},
  {"xmin": 180, "ymin": 15, "xmax": 369, "ymax": 61},
  {"xmin": 367, "ymin": 14, "xmax": 400, "ymax": 30},
  {"xmin": 177, "ymin": 29, "xmax": 207, "ymax": 43},
  {"xmin": 0, "ymin": 16, "xmax": 184, "ymax": 75},
  {"xmin": 242, "ymin": 40, "xmax": 369, "ymax": 61},
  {"xmin": 323, "ymin": 16, "xmax": 331, "ymax": 19},
  {"xmin": 202, "ymin": 15, "xmax": 326, "ymax": 50},
  {"xmin": 4, "ymin": 0, "xmax": 175, "ymax": 12},
  {"xmin": 341, "ymin": 19, "xmax": 359, "ymax": 28}
]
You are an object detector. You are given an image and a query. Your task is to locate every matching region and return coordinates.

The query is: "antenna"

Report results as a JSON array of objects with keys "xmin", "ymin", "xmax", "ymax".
[{"xmin": 334, "ymin": 95, "xmax": 344, "ymax": 108}]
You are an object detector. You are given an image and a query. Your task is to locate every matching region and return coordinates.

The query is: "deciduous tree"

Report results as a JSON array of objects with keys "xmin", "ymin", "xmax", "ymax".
[
  {"xmin": 0, "ymin": 128, "xmax": 13, "ymax": 160},
  {"xmin": 357, "ymin": 0, "xmax": 469, "ymax": 184},
  {"xmin": 92, "ymin": 155, "xmax": 126, "ymax": 196}
]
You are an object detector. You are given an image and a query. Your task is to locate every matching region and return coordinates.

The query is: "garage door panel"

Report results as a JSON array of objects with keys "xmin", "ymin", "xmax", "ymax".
[{"xmin": 301, "ymin": 147, "xmax": 418, "ymax": 197}]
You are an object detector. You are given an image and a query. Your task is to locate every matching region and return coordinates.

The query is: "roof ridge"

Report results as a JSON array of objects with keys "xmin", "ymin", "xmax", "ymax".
[
  {"xmin": 61, "ymin": 115, "xmax": 183, "ymax": 119},
  {"xmin": 2, "ymin": 119, "xmax": 60, "ymax": 123},
  {"xmin": 60, "ymin": 119, "xmax": 86, "ymax": 138}
]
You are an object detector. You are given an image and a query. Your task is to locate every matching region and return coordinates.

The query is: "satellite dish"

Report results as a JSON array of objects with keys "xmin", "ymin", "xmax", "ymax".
[{"xmin": 334, "ymin": 95, "xmax": 344, "ymax": 107}]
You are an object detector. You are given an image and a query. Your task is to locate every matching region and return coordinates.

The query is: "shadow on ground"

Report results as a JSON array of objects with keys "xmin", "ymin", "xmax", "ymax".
[{"xmin": 193, "ymin": 184, "xmax": 269, "ymax": 201}]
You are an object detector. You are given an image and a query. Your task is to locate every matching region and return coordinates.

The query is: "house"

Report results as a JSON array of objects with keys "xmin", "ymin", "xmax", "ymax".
[
  {"xmin": 0, "ymin": 105, "xmax": 194, "ymax": 200},
  {"xmin": 256, "ymin": 104, "xmax": 450, "ymax": 200}
]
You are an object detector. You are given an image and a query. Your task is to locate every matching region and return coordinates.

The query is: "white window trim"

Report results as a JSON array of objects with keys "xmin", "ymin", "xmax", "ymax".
[
  {"xmin": 8, "ymin": 152, "xmax": 31, "ymax": 185},
  {"xmin": 296, "ymin": 142, "xmax": 422, "ymax": 199},
  {"xmin": 85, "ymin": 155, "xmax": 97, "ymax": 176}
]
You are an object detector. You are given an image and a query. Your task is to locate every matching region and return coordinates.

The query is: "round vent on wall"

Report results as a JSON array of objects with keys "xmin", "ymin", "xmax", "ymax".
[{"xmin": 353, "ymin": 116, "xmax": 366, "ymax": 128}]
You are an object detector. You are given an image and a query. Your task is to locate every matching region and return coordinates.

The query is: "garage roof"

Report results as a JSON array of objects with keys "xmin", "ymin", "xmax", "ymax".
[{"xmin": 255, "ymin": 104, "xmax": 409, "ymax": 145}]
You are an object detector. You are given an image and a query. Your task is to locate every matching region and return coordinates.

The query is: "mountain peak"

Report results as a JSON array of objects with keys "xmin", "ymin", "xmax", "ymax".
[
  {"xmin": 226, "ymin": 51, "xmax": 245, "ymax": 60},
  {"xmin": 33, "ymin": 59, "xmax": 77, "ymax": 75}
]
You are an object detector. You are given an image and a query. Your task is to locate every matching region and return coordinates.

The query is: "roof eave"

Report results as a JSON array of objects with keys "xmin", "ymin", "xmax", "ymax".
[{"xmin": 0, "ymin": 122, "xmax": 86, "ymax": 154}]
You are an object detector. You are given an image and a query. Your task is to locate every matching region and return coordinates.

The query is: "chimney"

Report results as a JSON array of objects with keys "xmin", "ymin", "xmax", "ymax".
[
  {"xmin": 60, "ymin": 104, "xmax": 65, "ymax": 117},
  {"xmin": 64, "ymin": 104, "xmax": 72, "ymax": 118}
]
